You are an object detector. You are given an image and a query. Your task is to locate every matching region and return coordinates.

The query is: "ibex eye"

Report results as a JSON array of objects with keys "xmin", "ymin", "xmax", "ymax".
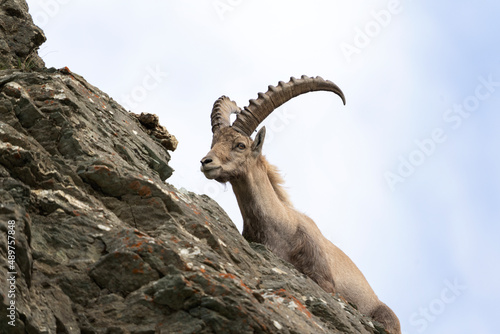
[{"xmin": 237, "ymin": 143, "xmax": 246, "ymax": 150}]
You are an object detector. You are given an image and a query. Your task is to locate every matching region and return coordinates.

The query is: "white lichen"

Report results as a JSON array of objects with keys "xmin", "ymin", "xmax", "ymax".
[
  {"xmin": 54, "ymin": 92, "xmax": 67, "ymax": 100},
  {"xmin": 272, "ymin": 321, "xmax": 282, "ymax": 330},
  {"xmin": 271, "ymin": 267, "xmax": 287, "ymax": 275},
  {"xmin": 179, "ymin": 246, "xmax": 201, "ymax": 258},
  {"xmin": 5, "ymin": 82, "xmax": 29, "ymax": 98},
  {"xmin": 288, "ymin": 300, "xmax": 298, "ymax": 310}
]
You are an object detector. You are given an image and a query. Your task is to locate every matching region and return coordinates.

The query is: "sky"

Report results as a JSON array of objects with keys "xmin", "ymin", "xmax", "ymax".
[{"xmin": 25, "ymin": 1, "xmax": 500, "ymax": 333}]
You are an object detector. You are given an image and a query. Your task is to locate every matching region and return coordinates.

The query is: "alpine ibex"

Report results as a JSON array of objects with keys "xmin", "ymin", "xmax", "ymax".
[{"xmin": 200, "ymin": 75, "xmax": 401, "ymax": 334}]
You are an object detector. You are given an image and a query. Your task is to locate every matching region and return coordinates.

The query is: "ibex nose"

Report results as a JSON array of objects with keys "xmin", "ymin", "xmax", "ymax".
[{"xmin": 201, "ymin": 158, "xmax": 213, "ymax": 166}]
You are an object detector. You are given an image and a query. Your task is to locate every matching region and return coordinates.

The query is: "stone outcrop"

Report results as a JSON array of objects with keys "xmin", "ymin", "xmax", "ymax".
[
  {"xmin": 0, "ymin": 1, "xmax": 389, "ymax": 333},
  {"xmin": 0, "ymin": 0, "xmax": 46, "ymax": 70}
]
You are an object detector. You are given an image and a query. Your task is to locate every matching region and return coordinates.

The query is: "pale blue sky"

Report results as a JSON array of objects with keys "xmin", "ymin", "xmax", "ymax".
[{"xmin": 26, "ymin": 1, "xmax": 500, "ymax": 333}]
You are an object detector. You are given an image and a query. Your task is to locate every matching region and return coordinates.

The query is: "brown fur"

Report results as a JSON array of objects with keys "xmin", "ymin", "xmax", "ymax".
[
  {"xmin": 289, "ymin": 225, "xmax": 336, "ymax": 293},
  {"xmin": 201, "ymin": 126, "xmax": 401, "ymax": 334},
  {"xmin": 259, "ymin": 157, "xmax": 292, "ymax": 207}
]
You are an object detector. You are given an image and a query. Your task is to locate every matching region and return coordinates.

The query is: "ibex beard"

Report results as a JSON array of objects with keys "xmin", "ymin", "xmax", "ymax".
[{"xmin": 200, "ymin": 75, "xmax": 401, "ymax": 334}]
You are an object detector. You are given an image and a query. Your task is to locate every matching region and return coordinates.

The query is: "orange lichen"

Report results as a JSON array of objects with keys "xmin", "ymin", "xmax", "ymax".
[
  {"xmin": 132, "ymin": 268, "xmax": 144, "ymax": 274},
  {"xmin": 148, "ymin": 198, "xmax": 162, "ymax": 206},
  {"xmin": 93, "ymin": 165, "xmax": 111, "ymax": 175},
  {"xmin": 218, "ymin": 273, "xmax": 237, "ymax": 280},
  {"xmin": 202, "ymin": 259, "xmax": 215, "ymax": 267},
  {"xmin": 217, "ymin": 273, "xmax": 254, "ymax": 295},
  {"xmin": 128, "ymin": 180, "xmax": 141, "ymax": 190},
  {"xmin": 138, "ymin": 185, "xmax": 152, "ymax": 197},
  {"xmin": 128, "ymin": 180, "xmax": 152, "ymax": 198},
  {"xmin": 185, "ymin": 203, "xmax": 201, "ymax": 215},
  {"xmin": 239, "ymin": 280, "xmax": 253, "ymax": 294},
  {"xmin": 273, "ymin": 289, "xmax": 312, "ymax": 319},
  {"xmin": 169, "ymin": 191, "xmax": 179, "ymax": 201},
  {"xmin": 127, "ymin": 241, "xmax": 144, "ymax": 249},
  {"xmin": 13, "ymin": 149, "xmax": 21, "ymax": 160}
]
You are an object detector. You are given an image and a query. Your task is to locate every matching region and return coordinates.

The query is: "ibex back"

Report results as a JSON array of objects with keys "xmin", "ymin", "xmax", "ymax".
[{"xmin": 200, "ymin": 75, "xmax": 401, "ymax": 334}]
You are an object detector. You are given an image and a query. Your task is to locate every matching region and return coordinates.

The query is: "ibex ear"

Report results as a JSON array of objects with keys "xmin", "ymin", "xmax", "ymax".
[{"xmin": 251, "ymin": 126, "xmax": 266, "ymax": 155}]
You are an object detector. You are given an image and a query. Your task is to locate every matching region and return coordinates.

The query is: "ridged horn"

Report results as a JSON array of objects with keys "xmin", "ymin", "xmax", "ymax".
[
  {"xmin": 210, "ymin": 96, "xmax": 241, "ymax": 134},
  {"xmin": 232, "ymin": 75, "xmax": 346, "ymax": 136}
]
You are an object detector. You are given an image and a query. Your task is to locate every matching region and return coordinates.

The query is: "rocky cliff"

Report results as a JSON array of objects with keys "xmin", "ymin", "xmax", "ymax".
[{"xmin": 0, "ymin": 1, "xmax": 388, "ymax": 333}]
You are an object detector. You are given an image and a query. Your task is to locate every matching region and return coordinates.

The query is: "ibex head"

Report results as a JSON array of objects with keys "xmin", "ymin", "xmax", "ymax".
[{"xmin": 200, "ymin": 75, "xmax": 346, "ymax": 183}]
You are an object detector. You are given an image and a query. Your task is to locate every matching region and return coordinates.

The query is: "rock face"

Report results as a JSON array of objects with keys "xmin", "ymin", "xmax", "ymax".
[
  {"xmin": 0, "ymin": 0, "xmax": 46, "ymax": 70},
  {"xmin": 0, "ymin": 1, "xmax": 388, "ymax": 333}
]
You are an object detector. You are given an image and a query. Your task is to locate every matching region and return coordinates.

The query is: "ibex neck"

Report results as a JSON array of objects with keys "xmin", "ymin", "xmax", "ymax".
[{"xmin": 230, "ymin": 163, "xmax": 292, "ymax": 244}]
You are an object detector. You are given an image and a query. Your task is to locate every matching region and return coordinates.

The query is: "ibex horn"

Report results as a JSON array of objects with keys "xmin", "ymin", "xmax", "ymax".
[
  {"xmin": 210, "ymin": 96, "xmax": 241, "ymax": 134},
  {"xmin": 232, "ymin": 75, "xmax": 345, "ymax": 136}
]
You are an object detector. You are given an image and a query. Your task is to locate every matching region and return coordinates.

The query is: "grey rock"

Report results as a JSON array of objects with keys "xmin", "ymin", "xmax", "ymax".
[
  {"xmin": 0, "ymin": 1, "xmax": 389, "ymax": 333},
  {"xmin": 132, "ymin": 112, "xmax": 178, "ymax": 152},
  {"xmin": 0, "ymin": 0, "xmax": 46, "ymax": 70}
]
